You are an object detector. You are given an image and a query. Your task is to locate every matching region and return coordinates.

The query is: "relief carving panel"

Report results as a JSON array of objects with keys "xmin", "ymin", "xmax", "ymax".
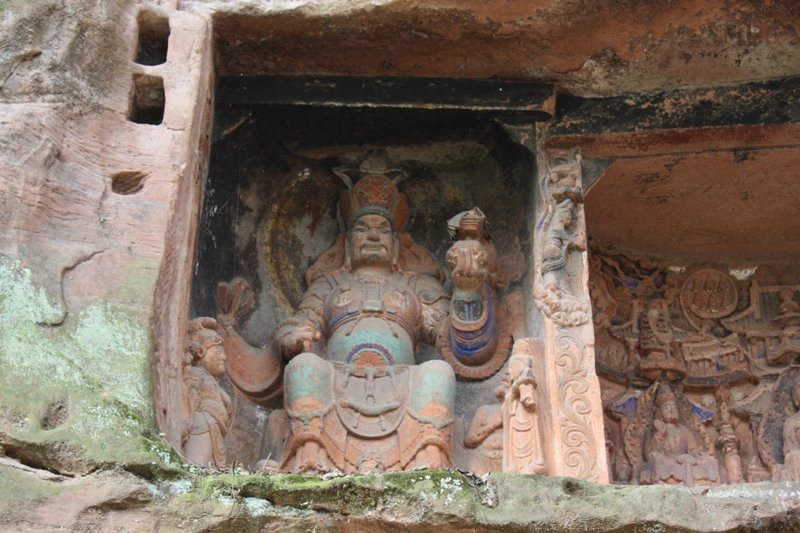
[{"xmin": 592, "ymin": 248, "xmax": 800, "ymax": 485}]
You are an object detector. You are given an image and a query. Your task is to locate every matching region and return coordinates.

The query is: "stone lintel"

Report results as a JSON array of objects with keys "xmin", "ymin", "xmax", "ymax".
[
  {"xmin": 550, "ymin": 75, "xmax": 800, "ymax": 138},
  {"xmin": 216, "ymin": 75, "xmax": 555, "ymax": 114}
]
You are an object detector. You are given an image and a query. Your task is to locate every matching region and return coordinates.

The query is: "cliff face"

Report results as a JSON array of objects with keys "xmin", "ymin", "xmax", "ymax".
[
  {"xmin": 0, "ymin": 0, "xmax": 213, "ymax": 487},
  {"xmin": 2, "ymin": 1, "xmax": 800, "ymax": 531},
  {"xmin": 197, "ymin": 0, "xmax": 800, "ymax": 96}
]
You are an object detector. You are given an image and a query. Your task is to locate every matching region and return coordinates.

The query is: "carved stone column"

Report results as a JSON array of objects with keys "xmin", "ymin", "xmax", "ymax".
[
  {"xmin": 501, "ymin": 122, "xmax": 609, "ymax": 483},
  {"xmin": 535, "ymin": 146, "xmax": 609, "ymax": 483}
]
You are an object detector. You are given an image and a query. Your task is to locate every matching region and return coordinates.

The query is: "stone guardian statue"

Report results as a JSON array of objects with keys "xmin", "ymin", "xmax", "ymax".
[{"xmin": 216, "ymin": 157, "xmax": 509, "ymax": 474}]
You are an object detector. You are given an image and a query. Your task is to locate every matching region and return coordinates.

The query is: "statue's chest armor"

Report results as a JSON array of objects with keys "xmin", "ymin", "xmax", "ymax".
[
  {"xmin": 324, "ymin": 273, "xmax": 420, "ymax": 365},
  {"xmin": 325, "ymin": 273, "xmax": 420, "ymax": 336}
]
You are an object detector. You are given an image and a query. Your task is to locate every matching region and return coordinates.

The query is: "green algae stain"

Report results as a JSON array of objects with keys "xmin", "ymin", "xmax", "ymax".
[
  {"xmin": 0, "ymin": 257, "xmax": 172, "ymax": 472},
  {"xmin": 71, "ymin": 304, "xmax": 152, "ymax": 415}
]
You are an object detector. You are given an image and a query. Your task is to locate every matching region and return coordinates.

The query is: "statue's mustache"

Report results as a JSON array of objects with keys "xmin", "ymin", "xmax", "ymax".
[{"xmin": 360, "ymin": 243, "xmax": 387, "ymax": 251}]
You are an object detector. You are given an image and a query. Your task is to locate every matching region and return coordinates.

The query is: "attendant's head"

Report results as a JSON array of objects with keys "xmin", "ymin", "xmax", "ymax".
[{"xmin": 186, "ymin": 317, "xmax": 227, "ymax": 377}]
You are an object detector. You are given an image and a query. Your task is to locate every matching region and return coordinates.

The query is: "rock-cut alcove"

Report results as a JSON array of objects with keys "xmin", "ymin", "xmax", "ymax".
[
  {"xmin": 187, "ymin": 84, "xmax": 552, "ymax": 469},
  {"xmin": 549, "ymin": 79, "xmax": 800, "ymax": 487}
]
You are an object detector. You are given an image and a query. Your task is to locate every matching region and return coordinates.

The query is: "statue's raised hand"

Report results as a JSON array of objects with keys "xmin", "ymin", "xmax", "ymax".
[
  {"xmin": 446, "ymin": 239, "xmax": 488, "ymax": 294},
  {"xmin": 216, "ymin": 277, "xmax": 255, "ymax": 329},
  {"xmin": 278, "ymin": 322, "xmax": 321, "ymax": 360}
]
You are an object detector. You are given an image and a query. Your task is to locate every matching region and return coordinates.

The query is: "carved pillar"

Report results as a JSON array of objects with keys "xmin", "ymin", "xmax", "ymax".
[
  {"xmin": 151, "ymin": 10, "xmax": 216, "ymax": 448},
  {"xmin": 501, "ymin": 122, "xmax": 609, "ymax": 483}
]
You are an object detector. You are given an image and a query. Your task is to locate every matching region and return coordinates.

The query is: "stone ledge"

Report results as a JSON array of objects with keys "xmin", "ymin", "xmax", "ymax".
[{"xmin": 3, "ymin": 461, "xmax": 800, "ymax": 532}]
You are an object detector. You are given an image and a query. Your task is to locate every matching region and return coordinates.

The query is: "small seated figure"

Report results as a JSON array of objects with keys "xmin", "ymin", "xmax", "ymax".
[
  {"xmin": 637, "ymin": 386, "xmax": 720, "ymax": 486},
  {"xmin": 767, "ymin": 289, "xmax": 800, "ymax": 365},
  {"xmin": 462, "ymin": 383, "xmax": 506, "ymax": 475},
  {"xmin": 182, "ymin": 317, "xmax": 232, "ymax": 467},
  {"xmin": 782, "ymin": 382, "xmax": 800, "ymax": 481},
  {"xmin": 779, "ymin": 288, "xmax": 800, "ymax": 316}
]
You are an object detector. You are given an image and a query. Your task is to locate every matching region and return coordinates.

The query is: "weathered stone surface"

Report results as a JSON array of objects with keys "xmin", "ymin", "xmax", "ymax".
[
  {"xmin": 3, "ymin": 459, "xmax": 800, "ymax": 532},
  {"xmin": 186, "ymin": 0, "xmax": 800, "ymax": 97},
  {"xmin": 2, "ymin": 0, "xmax": 800, "ymax": 529},
  {"xmin": 0, "ymin": 0, "xmax": 213, "ymax": 473}
]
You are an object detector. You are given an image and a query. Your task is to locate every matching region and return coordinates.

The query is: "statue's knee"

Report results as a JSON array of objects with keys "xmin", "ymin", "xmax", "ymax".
[
  {"xmin": 284, "ymin": 352, "xmax": 332, "ymax": 408},
  {"xmin": 411, "ymin": 360, "xmax": 456, "ymax": 412}
]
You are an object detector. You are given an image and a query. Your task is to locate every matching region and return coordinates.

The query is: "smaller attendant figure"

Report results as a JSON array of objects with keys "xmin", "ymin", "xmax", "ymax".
[
  {"xmin": 502, "ymin": 340, "xmax": 547, "ymax": 475},
  {"xmin": 716, "ymin": 400, "xmax": 745, "ymax": 484},
  {"xmin": 462, "ymin": 383, "xmax": 506, "ymax": 475},
  {"xmin": 766, "ymin": 289, "xmax": 800, "ymax": 366},
  {"xmin": 182, "ymin": 317, "xmax": 232, "ymax": 467},
  {"xmin": 540, "ymin": 199, "xmax": 585, "ymax": 296},
  {"xmin": 533, "ymin": 198, "xmax": 590, "ymax": 327},
  {"xmin": 627, "ymin": 382, "xmax": 720, "ymax": 487},
  {"xmin": 782, "ymin": 382, "xmax": 800, "ymax": 481}
]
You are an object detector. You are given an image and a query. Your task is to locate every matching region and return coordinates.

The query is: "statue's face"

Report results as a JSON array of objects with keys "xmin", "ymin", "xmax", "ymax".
[
  {"xmin": 659, "ymin": 400, "xmax": 679, "ymax": 424},
  {"xmin": 198, "ymin": 330, "xmax": 227, "ymax": 377},
  {"xmin": 348, "ymin": 214, "xmax": 395, "ymax": 269}
]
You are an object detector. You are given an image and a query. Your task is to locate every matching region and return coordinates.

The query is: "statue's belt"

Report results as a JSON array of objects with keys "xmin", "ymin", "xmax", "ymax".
[
  {"xmin": 331, "ymin": 363, "xmax": 412, "ymax": 438},
  {"xmin": 331, "ymin": 362, "xmax": 412, "ymax": 378}
]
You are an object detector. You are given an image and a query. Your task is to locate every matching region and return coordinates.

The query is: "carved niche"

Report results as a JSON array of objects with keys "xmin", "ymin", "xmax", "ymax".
[{"xmin": 187, "ymin": 108, "xmax": 543, "ymax": 475}]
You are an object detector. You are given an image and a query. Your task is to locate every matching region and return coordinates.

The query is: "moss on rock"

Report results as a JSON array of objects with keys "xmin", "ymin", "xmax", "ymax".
[{"xmin": 0, "ymin": 258, "xmax": 176, "ymax": 476}]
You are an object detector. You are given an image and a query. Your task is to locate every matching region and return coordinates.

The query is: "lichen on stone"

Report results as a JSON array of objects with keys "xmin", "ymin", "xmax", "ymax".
[{"xmin": 0, "ymin": 257, "xmax": 173, "ymax": 475}]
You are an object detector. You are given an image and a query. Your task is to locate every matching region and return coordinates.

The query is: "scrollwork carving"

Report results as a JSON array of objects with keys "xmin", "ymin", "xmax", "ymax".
[{"xmin": 555, "ymin": 328, "xmax": 599, "ymax": 482}]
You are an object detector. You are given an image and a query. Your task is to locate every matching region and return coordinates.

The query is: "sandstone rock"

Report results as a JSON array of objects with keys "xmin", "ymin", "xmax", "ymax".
[
  {"xmin": 3, "ymin": 464, "xmax": 800, "ymax": 532},
  {"xmin": 2, "ymin": 0, "xmax": 800, "ymax": 530}
]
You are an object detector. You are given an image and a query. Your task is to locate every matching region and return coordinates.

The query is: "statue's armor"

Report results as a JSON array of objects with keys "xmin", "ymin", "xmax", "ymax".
[
  {"xmin": 283, "ymin": 270, "xmax": 456, "ymax": 473},
  {"xmin": 324, "ymin": 271, "xmax": 421, "ymax": 366}
]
